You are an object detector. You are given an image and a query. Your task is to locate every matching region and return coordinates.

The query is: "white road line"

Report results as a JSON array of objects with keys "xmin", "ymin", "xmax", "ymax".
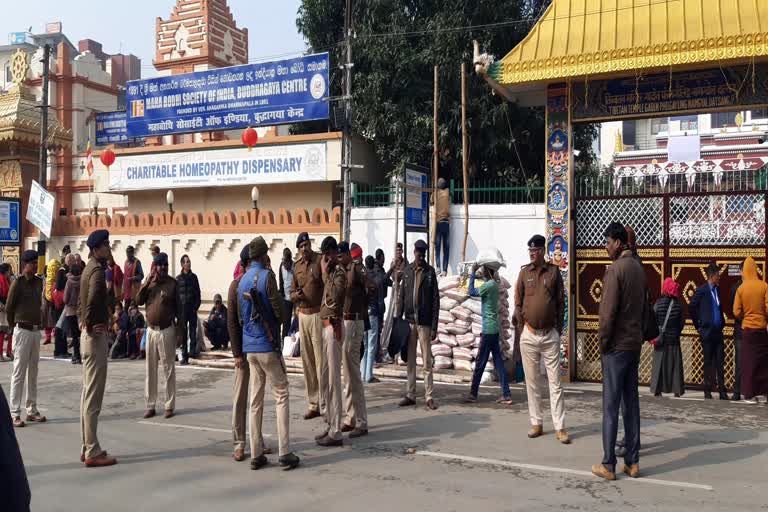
[
  {"xmin": 415, "ymin": 451, "xmax": 714, "ymax": 491},
  {"xmin": 376, "ymin": 377, "xmax": 584, "ymax": 393},
  {"xmin": 138, "ymin": 420, "xmax": 231, "ymax": 434}
]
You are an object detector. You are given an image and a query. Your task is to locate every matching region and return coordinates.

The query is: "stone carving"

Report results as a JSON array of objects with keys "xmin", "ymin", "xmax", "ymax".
[{"xmin": 0, "ymin": 161, "xmax": 22, "ymax": 190}]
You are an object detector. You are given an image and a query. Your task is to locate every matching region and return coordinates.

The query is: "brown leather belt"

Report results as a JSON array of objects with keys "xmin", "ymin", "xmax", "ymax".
[
  {"xmin": 16, "ymin": 322, "xmax": 40, "ymax": 331},
  {"xmin": 298, "ymin": 307, "xmax": 320, "ymax": 315},
  {"xmin": 343, "ymin": 313, "xmax": 361, "ymax": 321}
]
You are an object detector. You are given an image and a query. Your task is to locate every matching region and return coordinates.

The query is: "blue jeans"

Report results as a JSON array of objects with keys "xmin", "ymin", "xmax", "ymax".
[
  {"xmin": 601, "ymin": 350, "xmax": 641, "ymax": 472},
  {"xmin": 435, "ymin": 221, "xmax": 450, "ymax": 273},
  {"xmin": 470, "ymin": 333, "xmax": 511, "ymax": 399},
  {"xmin": 362, "ymin": 314, "xmax": 379, "ymax": 382}
]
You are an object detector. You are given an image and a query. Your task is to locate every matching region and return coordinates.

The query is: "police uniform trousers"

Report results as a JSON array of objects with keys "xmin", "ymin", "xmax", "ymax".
[
  {"xmin": 406, "ymin": 325, "xmax": 434, "ymax": 401},
  {"xmin": 81, "ymin": 331, "xmax": 109, "ymax": 459},
  {"xmin": 145, "ymin": 325, "xmax": 177, "ymax": 411},
  {"xmin": 322, "ymin": 322, "xmax": 343, "ymax": 440},
  {"xmin": 232, "ymin": 362, "xmax": 268, "ymax": 453},
  {"xmin": 520, "ymin": 326, "xmax": 566, "ymax": 430},
  {"xmin": 9, "ymin": 326, "xmax": 41, "ymax": 418},
  {"xmin": 246, "ymin": 351, "xmax": 290, "ymax": 457},
  {"xmin": 299, "ymin": 311, "xmax": 326, "ymax": 414},
  {"xmin": 342, "ymin": 319, "xmax": 368, "ymax": 429}
]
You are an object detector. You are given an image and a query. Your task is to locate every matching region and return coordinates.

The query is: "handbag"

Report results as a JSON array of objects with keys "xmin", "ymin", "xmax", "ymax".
[
  {"xmin": 641, "ymin": 290, "xmax": 660, "ymax": 342},
  {"xmin": 651, "ymin": 301, "xmax": 673, "ymax": 350}
]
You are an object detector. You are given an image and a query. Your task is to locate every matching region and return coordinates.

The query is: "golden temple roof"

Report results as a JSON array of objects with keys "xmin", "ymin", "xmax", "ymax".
[{"xmin": 490, "ymin": 0, "xmax": 768, "ymax": 86}]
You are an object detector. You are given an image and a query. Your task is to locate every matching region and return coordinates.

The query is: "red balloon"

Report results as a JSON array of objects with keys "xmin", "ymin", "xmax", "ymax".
[
  {"xmin": 100, "ymin": 149, "xmax": 116, "ymax": 168},
  {"xmin": 241, "ymin": 127, "xmax": 258, "ymax": 149}
]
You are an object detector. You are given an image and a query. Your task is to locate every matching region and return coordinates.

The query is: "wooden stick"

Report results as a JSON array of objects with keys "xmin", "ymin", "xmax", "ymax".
[
  {"xmin": 461, "ymin": 62, "xmax": 469, "ymax": 262},
  {"xmin": 431, "ymin": 65, "xmax": 439, "ymax": 267}
]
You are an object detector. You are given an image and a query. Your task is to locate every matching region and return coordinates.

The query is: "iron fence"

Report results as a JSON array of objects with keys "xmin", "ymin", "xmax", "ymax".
[{"xmin": 352, "ymin": 180, "xmax": 544, "ymax": 208}]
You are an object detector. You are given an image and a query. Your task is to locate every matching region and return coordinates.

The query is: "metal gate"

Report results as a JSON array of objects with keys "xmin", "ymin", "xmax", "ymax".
[{"xmin": 573, "ymin": 168, "xmax": 767, "ymax": 387}]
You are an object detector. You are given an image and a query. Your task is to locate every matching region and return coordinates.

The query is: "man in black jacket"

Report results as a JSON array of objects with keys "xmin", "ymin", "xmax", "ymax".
[
  {"xmin": 689, "ymin": 262, "xmax": 727, "ymax": 400},
  {"xmin": 397, "ymin": 240, "xmax": 439, "ymax": 410},
  {"xmin": 176, "ymin": 254, "xmax": 201, "ymax": 364}
]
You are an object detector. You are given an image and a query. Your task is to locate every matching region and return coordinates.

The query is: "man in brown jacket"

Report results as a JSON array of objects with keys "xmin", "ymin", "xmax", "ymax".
[
  {"xmin": 78, "ymin": 229, "xmax": 117, "ymax": 467},
  {"xmin": 137, "ymin": 252, "xmax": 185, "ymax": 419},
  {"xmin": 315, "ymin": 236, "xmax": 346, "ymax": 447},
  {"xmin": 592, "ymin": 222, "xmax": 647, "ymax": 481},
  {"xmin": 290, "ymin": 232, "xmax": 326, "ymax": 420},
  {"xmin": 514, "ymin": 234, "xmax": 569, "ymax": 444}
]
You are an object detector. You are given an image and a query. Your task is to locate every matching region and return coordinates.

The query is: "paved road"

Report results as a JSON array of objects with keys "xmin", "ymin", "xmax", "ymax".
[{"xmin": 7, "ymin": 355, "xmax": 768, "ymax": 511}]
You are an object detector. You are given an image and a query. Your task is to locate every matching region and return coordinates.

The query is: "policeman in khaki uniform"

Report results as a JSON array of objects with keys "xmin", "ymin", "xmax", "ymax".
[
  {"xmin": 228, "ymin": 244, "xmax": 270, "ymax": 462},
  {"xmin": 315, "ymin": 236, "xmax": 347, "ymax": 447},
  {"xmin": 78, "ymin": 229, "xmax": 118, "ymax": 467},
  {"xmin": 514, "ymin": 234, "xmax": 570, "ymax": 444},
  {"xmin": 234, "ymin": 237, "xmax": 299, "ymax": 470},
  {"xmin": 338, "ymin": 242, "xmax": 375, "ymax": 438},
  {"xmin": 290, "ymin": 232, "xmax": 327, "ymax": 420}
]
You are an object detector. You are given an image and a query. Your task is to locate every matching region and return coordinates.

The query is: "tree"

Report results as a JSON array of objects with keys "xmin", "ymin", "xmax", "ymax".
[{"xmin": 295, "ymin": 0, "xmax": 596, "ymax": 184}]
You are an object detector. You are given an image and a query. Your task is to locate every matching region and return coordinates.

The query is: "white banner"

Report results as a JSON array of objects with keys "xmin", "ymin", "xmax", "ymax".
[
  {"xmin": 108, "ymin": 142, "xmax": 327, "ymax": 191},
  {"xmin": 26, "ymin": 180, "xmax": 55, "ymax": 238}
]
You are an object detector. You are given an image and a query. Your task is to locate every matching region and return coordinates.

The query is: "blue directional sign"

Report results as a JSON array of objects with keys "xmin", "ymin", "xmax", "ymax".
[
  {"xmin": 405, "ymin": 166, "xmax": 429, "ymax": 230},
  {"xmin": 0, "ymin": 198, "xmax": 21, "ymax": 245},
  {"xmin": 125, "ymin": 53, "xmax": 330, "ymax": 138}
]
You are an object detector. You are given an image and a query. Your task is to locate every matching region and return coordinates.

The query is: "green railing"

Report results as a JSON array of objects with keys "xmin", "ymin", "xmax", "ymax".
[{"xmin": 352, "ymin": 180, "xmax": 544, "ymax": 208}]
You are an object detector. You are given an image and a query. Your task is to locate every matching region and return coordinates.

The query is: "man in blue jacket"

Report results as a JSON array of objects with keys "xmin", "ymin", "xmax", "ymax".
[
  {"xmin": 689, "ymin": 263, "xmax": 727, "ymax": 400},
  {"xmin": 235, "ymin": 237, "xmax": 300, "ymax": 471}
]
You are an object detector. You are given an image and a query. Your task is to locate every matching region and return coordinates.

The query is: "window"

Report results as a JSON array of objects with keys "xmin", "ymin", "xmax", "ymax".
[
  {"xmin": 650, "ymin": 117, "xmax": 668, "ymax": 134},
  {"xmin": 621, "ymin": 120, "xmax": 637, "ymax": 148},
  {"xmin": 4, "ymin": 63, "xmax": 11, "ymax": 85},
  {"xmin": 711, "ymin": 111, "xmax": 739, "ymax": 128},
  {"xmin": 749, "ymin": 108, "xmax": 768, "ymax": 121},
  {"xmin": 672, "ymin": 115, "xmax": 698, "ymax": 132}
]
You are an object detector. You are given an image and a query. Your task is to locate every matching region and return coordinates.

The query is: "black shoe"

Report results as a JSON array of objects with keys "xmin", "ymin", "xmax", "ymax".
[
  {"xmin": 180, "ymin": 359, "xmax": 189, "ymax": 366},
  {"xmin": 704, "ymin": 391, "xmax": 713, "ymax": 399},
  {"xmin": 398, "ymin": 397, "xmax": 416, "ymax": 407},
  {"xmin": 250, "ymin": 455, "xmax": 268, "ymax": 470},
  {"xmin": 616, "ymin": 446, "xmax": 627, "ymax": 457},
  {"xmin": 314, "ymin": 429, "xmax": 329, "ymax": 441},
  {"xmin": 279, "ymin": 453, "xmax": 300, "ymax": 470},
  {"xmin": 654, "ymin": 392, "xmax": 662, "ymax": 397},
  {"xmin": 316, "ymin": 435, "xmax": 343, "ymax": 447},
  {"xmin": 732, "ymin": 394, "xmax": 741, "ymax": 401},
  {"xmin": 349, "ymin": 427, "xmax": 368, "ymax": 438},
  {"xmin": 719, "ymin": 392, "xmax": 729, "ymax": 400}
]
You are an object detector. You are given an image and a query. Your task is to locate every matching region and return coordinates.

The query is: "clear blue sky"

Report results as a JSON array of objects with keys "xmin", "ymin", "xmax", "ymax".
[{"xmin": 0, "ymin": 0, "xmax": 306, "ymax": 77}]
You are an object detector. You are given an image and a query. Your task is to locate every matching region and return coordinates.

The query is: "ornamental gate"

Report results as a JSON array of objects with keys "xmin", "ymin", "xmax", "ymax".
[{"xmin": 573, "ymin": 169, "xmax": 767, "ymax": 386}]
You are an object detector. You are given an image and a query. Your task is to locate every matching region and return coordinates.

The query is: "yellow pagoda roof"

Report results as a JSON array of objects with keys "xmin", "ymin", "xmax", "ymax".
[{"xmin": 490, "ymin": 0, "xmax": 768, "ymax": 86}]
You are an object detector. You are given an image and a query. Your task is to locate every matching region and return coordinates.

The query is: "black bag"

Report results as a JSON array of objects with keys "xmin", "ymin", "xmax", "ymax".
[
  {"xmin": 388, "ymin": 318, "xmax": 411, "ymax": 362},
  {"xmin": 642, "ymin": 291, "xmax": 660, "ymax": 342}
]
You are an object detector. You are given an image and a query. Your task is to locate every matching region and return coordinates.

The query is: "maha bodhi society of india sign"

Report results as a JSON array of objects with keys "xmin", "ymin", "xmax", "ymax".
[
  {"xmin": 571, "ymin": 65, "xmax": 768, "ymax": 121},
  {"xmin": 125, "ymin": 53, "xmax": 329, "ymax": 138}
]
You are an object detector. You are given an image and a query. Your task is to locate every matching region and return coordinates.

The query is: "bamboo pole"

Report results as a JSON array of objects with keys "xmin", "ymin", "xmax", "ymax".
[
  {"xmin": 461, "ymin": 62, "xmax": 469, "ymax": 262},
  {"xmin": 431, "ymin": 65, "xmax": 439, "ymax": 267}
]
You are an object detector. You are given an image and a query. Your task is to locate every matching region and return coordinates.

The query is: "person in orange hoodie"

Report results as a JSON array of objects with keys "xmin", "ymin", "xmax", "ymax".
[{"xmin": 733, "ymin": 257, "xmax": 768, "ymax": 403}]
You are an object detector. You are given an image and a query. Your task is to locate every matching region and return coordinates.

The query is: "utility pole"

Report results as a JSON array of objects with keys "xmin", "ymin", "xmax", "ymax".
[
  {"xmin": 37, "ymin": 43, "xmax": 51, "ymax": 265},
  {"xmin": 341, "ymin": 0, "xmax": 353, "ymax": 242}
]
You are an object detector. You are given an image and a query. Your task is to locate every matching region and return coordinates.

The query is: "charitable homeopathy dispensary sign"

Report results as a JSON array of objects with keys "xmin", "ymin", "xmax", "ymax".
[
  {"xmin": 125, "ymin": 53, "xmax": 329, "ymax": 138},
  {"xmin": 107, "ymin": 143, "xmax": 327, "ymax": 192}
]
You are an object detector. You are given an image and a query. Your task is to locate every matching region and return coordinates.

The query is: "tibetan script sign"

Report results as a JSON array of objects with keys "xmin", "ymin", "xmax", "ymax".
[{"xmin": 572, "ymin": 65, "xmax": 768, "ymax": 121}]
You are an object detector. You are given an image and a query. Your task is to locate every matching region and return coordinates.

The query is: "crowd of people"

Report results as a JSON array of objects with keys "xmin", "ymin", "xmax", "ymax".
[{"xmin": 3, "ymin": 221, "xmax": 768, "ymax": 481}]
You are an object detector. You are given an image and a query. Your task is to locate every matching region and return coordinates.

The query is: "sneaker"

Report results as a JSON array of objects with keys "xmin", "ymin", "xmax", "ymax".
[
  {"xmin": 591, "ymin": 463, "xmax": 616, "ymax": 481},
  {"xmin": 279, "ymin": 453, "xmax": 301, "ymax": 470},
  {"xmin": 250, "ymin": 455, "xmax": 268, "ymax": 470}
]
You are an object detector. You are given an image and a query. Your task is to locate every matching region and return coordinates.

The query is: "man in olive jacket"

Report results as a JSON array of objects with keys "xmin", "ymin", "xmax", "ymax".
[{"xmin": 397, "ymin": 240, "xmax": 439, "ymax": 410}]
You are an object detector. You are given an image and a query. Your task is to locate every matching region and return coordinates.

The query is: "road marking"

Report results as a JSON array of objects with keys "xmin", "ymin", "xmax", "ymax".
[
  {"xmin": 376, "ymin": 377, "xmax": 584, "ymax": 393},
  {"xmin": 415, "ymin": 451, "xmax": 713, "ymax": 491},
  {"xmin": 138, "ymin": 420, "xmax": 230, "ymax": 434}
]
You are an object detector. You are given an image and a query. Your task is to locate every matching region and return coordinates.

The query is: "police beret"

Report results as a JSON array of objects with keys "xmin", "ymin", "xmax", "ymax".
[
  {"xmin": 155, "ymin": 252, "xmax": 169, "ymax": 266},
  {"xmin": 86, "ymin": 229, "xmax": 110, "ymax": 250},
  {"xmin": 296, "ymin": 232, "xmax": 310, "ymax": 249},
  {"xmin": 338, "ymin": 241, "xmax": 350, "ymax": 254},
  {"xmin": 249, "ymin": 236, "xmax": 268, "ymax": 259},
  {"xmin": 527, "ymin": 235, "xmax": 546, "ymax": 249},
  {"xmin": 126, "ymin": 245, "xmax": 135, "ymax": 253},
  {"xmin": 350, "ymin": 243, "xmax": 363, "ymax": 259},
  {"xmin": 240, "ymin": 244, "xmax": 250, "ymax": 265},
  {"xmin": 414, "ymin": 240, "xmax": 428, "ymax": 253},
  {"xmin": 21, "ymin": 250, "xmax": 38, "ymax": 263},
  {"xmin": 62, "ymin": 244, "xmax": 71, "ymax": 254},
  {"xmin": 320, "ymin": 236, "xmax": 338, "ymax": 253}
]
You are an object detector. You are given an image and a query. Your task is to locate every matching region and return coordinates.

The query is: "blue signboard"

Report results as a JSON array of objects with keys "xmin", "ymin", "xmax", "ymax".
[
  {"xmin": 95, "ymin": 111, "xmax": 128, "ymax": 145},
  {"xmin": 9, "ymin": 32, "xmax": 28, "ymax": 45},
  {"xmin": 0, "ymin": 199, "xmax": 21, "ymax": 245},
  {"xmin": 125, "ymin": 53, "xmax": 329, "ymax": 138},
  {"xmin": 404, "ymin": 167, "xmax": 429, "ymax": 230}
]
